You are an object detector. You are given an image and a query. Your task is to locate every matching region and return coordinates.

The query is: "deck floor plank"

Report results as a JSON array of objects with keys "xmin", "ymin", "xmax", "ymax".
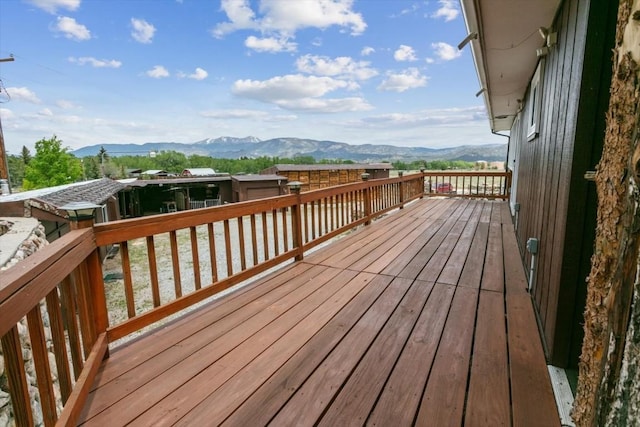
[
  {"xmin": 415, "ymin": 286, "xmax": 479, "ymax": 426},
  {"xmin": 365, "ymin": 282, "xmax": 455, "ymax": 426},
  {"xmin": 317, "ymin": 279, "xmax": 435, "ymax": 426},
  {"xmin": 79, "ymin": 199, "xmax": 560, "ymax": 427},
  {"xmin": 82, "ymin": 265, "xmax": 345, "ymax": 424},
  {"xmin": 464, "ymin": 290, "xmax": 511, "ymax": 426}
]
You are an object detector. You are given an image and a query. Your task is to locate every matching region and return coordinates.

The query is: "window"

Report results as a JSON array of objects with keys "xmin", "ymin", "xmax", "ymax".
[{"xmin": 527, "ymin": 59, "xmax": 544, "ymax": 140}]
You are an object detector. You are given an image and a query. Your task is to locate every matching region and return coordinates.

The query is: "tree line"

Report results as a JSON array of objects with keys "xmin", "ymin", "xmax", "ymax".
[{"xmin": 7, "ymin": 135, "xmax": 479, "ymax": 190}]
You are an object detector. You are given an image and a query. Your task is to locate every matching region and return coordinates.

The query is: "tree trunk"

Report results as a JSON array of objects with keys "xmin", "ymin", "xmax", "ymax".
[{"xmin": 573, "ymin": 0, "xmax": 640, "ymax": 425}]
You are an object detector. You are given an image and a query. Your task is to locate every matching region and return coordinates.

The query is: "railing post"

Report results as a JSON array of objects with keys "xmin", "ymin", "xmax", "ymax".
[
  {"xmin": 361, "ymin": 173, "xmax": 371, "ymax": 225},
  {"xmin": 287, "ymin": 181, "xmax": 304, "ymax": 261},
  {"xmin": 420, "ymin": 168, "xmax": 426, "ymax": 198},
  {"xmin": 398, "ymin": 171, "xmax": 405, "ymax": 209},
  {"xmin": 62, "ymin": 202, "xmax": 110, "ymax": 357}
]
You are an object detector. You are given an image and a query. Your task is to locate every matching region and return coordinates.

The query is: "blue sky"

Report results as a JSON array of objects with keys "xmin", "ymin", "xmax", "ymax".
[{"xmin": 0, "ymin": 0, "xmax": 504, "ymax": 155}]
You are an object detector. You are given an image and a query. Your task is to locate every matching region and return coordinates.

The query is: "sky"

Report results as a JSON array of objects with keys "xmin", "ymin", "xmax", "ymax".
[{"xmin": 0, "ymin": 0, "xmax": 505, "ymax": 155}]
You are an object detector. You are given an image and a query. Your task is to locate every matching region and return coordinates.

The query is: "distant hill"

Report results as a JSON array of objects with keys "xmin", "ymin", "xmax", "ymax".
[{"xmin": 71, "ymin": 136, "xmax": 507, "ymax": 163}]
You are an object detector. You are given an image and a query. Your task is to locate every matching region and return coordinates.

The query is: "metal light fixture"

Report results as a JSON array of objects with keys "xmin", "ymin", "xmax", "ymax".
[
  {"xmin": 538, "ymin": 27, "xmax": 549, "ymax": 40},
  {"xmin": 287, "ymin": 181, "xmax": 302, "ymax": 193},
  {"xmin": 60, "ymin": 201, "xmax": 102, "ymax": 221},
  {"xmin": 457, "ymin": 32, "xmax": 478, "ymax": 50},
  {"xmin": 536, "ymin": 46, "xmax": 549, "ymax": 57},
  {"xmin": 475, "ymin": 88, "xmax": 486, "ymax": 97}
]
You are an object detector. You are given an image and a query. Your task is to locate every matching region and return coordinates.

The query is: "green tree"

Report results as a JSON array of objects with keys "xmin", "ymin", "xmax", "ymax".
[
  {"xmin": 82, "ymin": 156, "xmax": 101, "ymax": 179},
  {"xmin": 23, "ymin": 135, "xmax": 83, "ymax": 189},
  {"xmin": 7, "ymin": 154, "xmax": 25, "ymax": 189},
  {"xmin": 21, "ymin": 146, "xmax": 31, "ymax": 165}
]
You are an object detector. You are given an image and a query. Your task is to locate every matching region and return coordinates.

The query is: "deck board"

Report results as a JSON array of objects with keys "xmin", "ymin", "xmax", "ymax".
[{"xmin": 79, "ymin": 198, "xmax": 560, "ymax": 426}]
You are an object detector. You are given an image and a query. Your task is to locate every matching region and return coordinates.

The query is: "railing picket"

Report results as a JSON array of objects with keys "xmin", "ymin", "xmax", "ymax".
[
  {"xmin": 1, "ymin": 326, "xmax": 34, "ymax": 426},
  {"xmin": 169, "ymin": 230, "xmax": 182, "ymax": 298},
  {"xmin": 250, "ymin": 214, "xmax": 258, "ymax": 265},
  {"xmin": 224, "ymin": 219, "xmax": 233, "ymax": 276},
  {"xmin": 74, "ymin": 264, "xmax": 96, "ymax": 357},
  {"xmin": 303, "ymin": 202, "xmax": 309, "ymax": 244},
  {"xmin": 272, "ymin": 210, "xmax": 280, "ymax": 257},
  {"xmin": 45, "ymin": 290, "xmax": 73, "ymax": 403},
  {"xmin": 190, "ymin": 226, "xmax": 202, "ymax": 290},
  {"xmin": 311, "ymin": 201, "xmax": 317, "ymax": 240},
  {"xmin": 120, "ymin": 241, "xmax": 136, "ymax": 318},
  {"xmin": 146, "ymin": 236, "xmax": 161, "ymax": 307},
  {"xmin": 207, "ymin": 223, "xmax": 218, "ymax": 283},
  {"xmin": 238, "ymin": 217, "xmax": 247, "ymax": 271},
  {"xmin": 26, "ymin": 306, "xmax": 58, "ymax": 426},
  {"xmin": 59, "ymin": 277, "xmax": 83, "ymax": 379},
  {"xmin": 282, "ymin": 209, "xmax": 289, "ymax": 252},
  {"xmin": 261, "ymin": 213, "xmax": 269, "ymax": 261}
]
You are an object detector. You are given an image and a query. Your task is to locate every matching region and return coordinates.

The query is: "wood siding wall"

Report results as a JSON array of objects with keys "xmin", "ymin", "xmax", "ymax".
[
  {"xmin": 271, "ymin": 170, "xmax": 365, "ymax": 192},
  {"xmin": 510, "ymin": 0, "xmax": 615, "ymax": 366}
]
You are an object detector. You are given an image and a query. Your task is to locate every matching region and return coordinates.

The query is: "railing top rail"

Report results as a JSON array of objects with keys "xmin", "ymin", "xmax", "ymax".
[
  {"xmin": 422, "ymin": 170, "xmax": 510, "ymax": 177},
  {"xmin": 0, "ymin": 228, "xmax": 94, "ymax": 304}
]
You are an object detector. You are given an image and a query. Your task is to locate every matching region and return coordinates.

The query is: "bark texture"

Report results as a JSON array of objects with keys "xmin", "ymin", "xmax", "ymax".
[{"xmin": 573, "ymin": 0, "xmax": 640, "ymax": 425}]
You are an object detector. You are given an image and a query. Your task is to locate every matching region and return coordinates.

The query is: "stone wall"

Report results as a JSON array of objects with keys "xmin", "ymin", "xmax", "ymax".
[{"xmin": 0, "ymin": 220, "xmax": 55, "ymax": 427}]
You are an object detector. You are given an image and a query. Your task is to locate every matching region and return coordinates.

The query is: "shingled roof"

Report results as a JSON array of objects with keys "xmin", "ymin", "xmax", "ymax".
[{"xmin": 0, "ymin": 178, "xmax": 125, "ymax": 208}]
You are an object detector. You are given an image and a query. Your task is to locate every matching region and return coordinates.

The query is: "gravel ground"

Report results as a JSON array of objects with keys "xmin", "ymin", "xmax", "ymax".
[{"xmin": 102, "ymin": 208, "xmax": 361, "ymax": 345}]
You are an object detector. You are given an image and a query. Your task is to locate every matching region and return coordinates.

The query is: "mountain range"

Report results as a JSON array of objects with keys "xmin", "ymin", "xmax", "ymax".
[{"xmin": 71, "ymin": 136, "xmax": 507, "ymax": 163}]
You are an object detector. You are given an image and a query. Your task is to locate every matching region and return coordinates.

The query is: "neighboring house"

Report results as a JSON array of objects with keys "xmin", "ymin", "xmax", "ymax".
[
  {"xmin": 140, "ymin": 169, "xmax": 169, "ymax": 178},
  {"xmin": 460, "ymin": 0, "xmax": 620, "ymax": 420},
  {"xmin": 120, "ymin": 176, "xmax": 233, "ymax": 215},
  {"xmin": 0, "ymin": 178, "xmax": 125, "ymax": 241},
  {"xmin": 231, "ymin": 174, "xmax": 288, "ymax": 202},
  {"xmin": 181, "ymin": 168, "xmax": 217, "ymax": 177},
  {"xmin": 261, "ymin": 163, "xmax": 393, "ymax": 192}
]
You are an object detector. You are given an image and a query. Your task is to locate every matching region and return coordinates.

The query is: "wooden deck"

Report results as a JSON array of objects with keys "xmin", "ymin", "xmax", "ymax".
[{"xmin": 78, "ymin": 198, "xmax": 560, "ymax": 426}]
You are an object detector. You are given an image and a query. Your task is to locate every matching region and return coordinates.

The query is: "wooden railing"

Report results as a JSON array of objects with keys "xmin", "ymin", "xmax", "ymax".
[
  {"xmin": 0, "ymin": 227, "xmax": 109, "ymax": 426},
  {"xmin": 0, "ymin": 173, "xmax": 425, "ymax": 425},
  {"xmin": 423, "ymin": 170, "xmax": 511, "ymax": 200}
]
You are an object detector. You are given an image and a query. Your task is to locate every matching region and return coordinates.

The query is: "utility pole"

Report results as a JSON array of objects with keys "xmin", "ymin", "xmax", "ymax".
[{"xmin": 0, "ymin": 55, "xmax": 15, "ymax": 194}]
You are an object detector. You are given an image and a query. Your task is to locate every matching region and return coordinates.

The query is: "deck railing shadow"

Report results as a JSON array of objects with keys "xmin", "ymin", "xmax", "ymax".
[{"xmin": 0, "ymin": 170, "xmax": 509, "ymax": 425}]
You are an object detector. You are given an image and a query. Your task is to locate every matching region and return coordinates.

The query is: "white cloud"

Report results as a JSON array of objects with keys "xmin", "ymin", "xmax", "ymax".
[
  {"xmin": 213, "ymin": 0, "xmax": 366, "ymax": 38},
  {"xmin": 431, "ymin": 42, "xmax": 461, "ymax": 61},
  {"xmin": 360, "ymin": 46, "xmax": 375, "ymax": 56},
  {"xmin": 56, "ymin": 100, "xmax": 77, "ymax": 109},
  {"xmin": 391, "ymin": 3, "xmax": 419, "ymax": 18},
  {"xmin": 0, "ymin": 108, "xmax": 15, "ymax": 120},
  {"xmin": 358, "ymin": 106, "xmax": 487, "ymax": 128},
  {"xmin": 377, "ymin": 68, "xmax": 428, "ymax": 92},
  {"xmin": 188, "ymin": 67, "xmax": 208, "ymax": 80},
  {"xmin": 296, "ymin": 54, "xmax": 377, "ymax": 80},
  {"xmin": 201, "ymin": 109, "xmax": 298, "ymax": 122},
  {"xmin": 25, "ymin": 0, "xmax": 79, "ymax": 14},
  {"xmin": 201, "ymin": 109, "xmax": 268, "ymax": 119},
  {"xmin": 131, "ymin": 18, "xmax": 156, "ymax": 44},
  {"xmin": 6, "ymin": 87, "xmax": 41, "ymax": 104},
  {"xmin": 275, "ymin": 97, "xmax": 372, "ymax": 113},
  {"xmin": 146, "ymin": 65, "xmax": 170, "ymax": 78},
  {"xmin": 232, "ymin": 74, "xmax": 352, "ymax": 101},
  {"xmin": 38, "ymin": 108, "xmax": 54, "ymax": 116},
  {"xmin": 178, "ymin": 67, "xmax": 208, "ymax": 80},
  {"xmin": 394, "ymin": 45, "xmax": 417, "ymax": 62},
  {"xmin": 54, "ymin": 16, "xmax": 91, "ymax": 41},
  {"xmin": 245, "ymin": 36, "xmax": 297, "ymax": 53},
  {"xmin": 431, "ymin": 0, "xmax": 459, "ymax": 22},
  {"xmin": 231, "ymin": 74, "xmax": 369, "ymax": 112},
  {"xmin": 68, "ymin": 56, "xmax": 122, "ymax": 68}
]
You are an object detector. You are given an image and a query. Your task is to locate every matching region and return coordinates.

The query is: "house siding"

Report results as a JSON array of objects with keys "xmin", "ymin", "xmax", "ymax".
[{"xmin": 510, "ymin": 0, "xmax": 616, "ymax": 365}]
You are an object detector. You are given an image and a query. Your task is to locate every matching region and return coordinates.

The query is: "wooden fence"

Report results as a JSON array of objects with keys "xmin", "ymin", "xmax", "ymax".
[{"xmin": 0, "ymin": 172, "xmax": 427, "ymax": 426}]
